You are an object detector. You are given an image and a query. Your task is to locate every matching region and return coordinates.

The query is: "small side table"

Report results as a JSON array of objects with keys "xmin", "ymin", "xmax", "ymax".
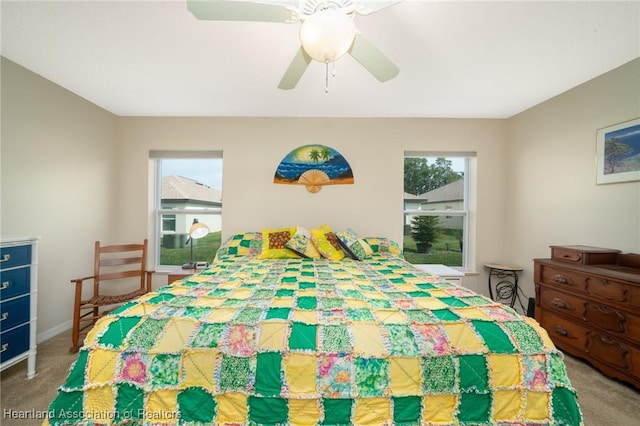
[
  {"xmin": 485, "ymin": 263, "xmax": 523, "ymax": 310},
  {"xmin": 167, "ymin": 268, "xmax": 198, "ymax": 284}
]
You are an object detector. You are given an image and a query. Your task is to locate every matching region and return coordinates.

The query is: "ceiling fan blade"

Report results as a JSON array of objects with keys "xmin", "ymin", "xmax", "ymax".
[
  {"xmin": 348, "ymin": 33, "xmax": 399, "ymax": 82},
  {"xmin": 187, "ymin": 0, "xmax": 296, "ymax": 23},
  {"xmin": 278, "ymin": 47, "xmax": 312, "ymax": 90},
  {"xmin": 356, "ymin": 0, "xmax": 404, "ymax": 16}
]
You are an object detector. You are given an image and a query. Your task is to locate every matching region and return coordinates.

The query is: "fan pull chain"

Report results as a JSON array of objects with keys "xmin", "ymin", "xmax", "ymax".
[{"xmin": 325, "ymin": 62, "xmax": 329, "ymax": 93}]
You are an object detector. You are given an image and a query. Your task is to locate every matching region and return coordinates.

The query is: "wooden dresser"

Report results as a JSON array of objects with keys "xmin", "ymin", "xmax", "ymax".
[
  {"xmin": 0, "ymin": 236, "xmax": 39, "ymax": 379},
  {"xmin": 534, "ymin": 245, "xmax": 640, "ymax": 388}
]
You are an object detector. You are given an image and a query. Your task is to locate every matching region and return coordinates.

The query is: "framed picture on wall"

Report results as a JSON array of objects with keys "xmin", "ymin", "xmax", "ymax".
[{"xmin": 596, "ymin": 117, "xmax": 640, "ymax": 184}]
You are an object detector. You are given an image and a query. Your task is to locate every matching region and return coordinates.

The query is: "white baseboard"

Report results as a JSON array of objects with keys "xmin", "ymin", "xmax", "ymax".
[{"xmin": 37, "ymin": 320, "xmax": 72, "ymax": 343}]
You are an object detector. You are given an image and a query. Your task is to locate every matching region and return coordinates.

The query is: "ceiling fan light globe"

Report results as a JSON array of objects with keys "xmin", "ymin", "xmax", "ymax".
[{"xmin": 299, "ymin": 9, "xmax": 356, "ymax": 62}]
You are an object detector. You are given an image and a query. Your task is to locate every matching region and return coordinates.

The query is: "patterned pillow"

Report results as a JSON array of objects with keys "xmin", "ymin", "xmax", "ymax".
[
  {"xmin": 336, "ymin": 229, "xmax": 373, "ymax": 260},
  {"xmin": 362, "ymin": 237, "xmax": 403, "ymax": 256},
  {"xmin": 258, "ymin": 227, "xmax": 300, "ymax": 259},
  {"xmin": 310, "ymin": 224, "xmax": 345, "ymax": 261},
  {"xmin": 214, "ymin": 232, "xmax": 262, "ymax": 261},
  {"xmin": 285, "ymin": 226, "xmax": 321, "ymax": 259}
]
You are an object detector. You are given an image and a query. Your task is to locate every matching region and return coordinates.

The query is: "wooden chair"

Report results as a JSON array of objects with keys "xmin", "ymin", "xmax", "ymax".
[{"xmin": 70, "ymin": 239, "xmax": 153, "ymax": 353}]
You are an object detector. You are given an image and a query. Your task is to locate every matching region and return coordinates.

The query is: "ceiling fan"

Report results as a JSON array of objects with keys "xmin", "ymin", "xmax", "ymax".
[{"xmin": 187, "ymin": 0, "xmax": 402, "ymax": 90}]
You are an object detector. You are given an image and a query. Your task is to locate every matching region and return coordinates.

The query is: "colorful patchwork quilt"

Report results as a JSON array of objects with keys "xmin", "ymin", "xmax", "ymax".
[{"xmin": 45, "ymin": 233, "xmax": 582, "ymax": 425}]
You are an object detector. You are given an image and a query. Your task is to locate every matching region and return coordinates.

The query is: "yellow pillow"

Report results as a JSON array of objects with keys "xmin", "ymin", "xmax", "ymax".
[
  {"xmin": 285, "ymin": 226, "xmax": 321, "ymax": 259},
  {"xmin": 258, "ymin": 227, "xmax": 299, "ymax": 259},
  {"xmin": 310, "ymin": 224, "xmax": 345, "ymax": 261}
]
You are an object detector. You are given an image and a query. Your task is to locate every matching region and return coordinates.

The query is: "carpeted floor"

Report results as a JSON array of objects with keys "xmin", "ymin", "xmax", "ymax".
[{"xmin": 2, "ymin": 330, "xmax": 639, "ymax": 425}]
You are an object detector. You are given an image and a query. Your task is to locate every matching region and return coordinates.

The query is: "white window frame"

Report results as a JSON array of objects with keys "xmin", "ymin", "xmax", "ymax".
[
  {"xmin": 150, "ymin": 150, "xmax": 223, "ymax": 269},
  {"xmin": 403, "ymin": 152, "xmax": 474, "ymax": 270}
]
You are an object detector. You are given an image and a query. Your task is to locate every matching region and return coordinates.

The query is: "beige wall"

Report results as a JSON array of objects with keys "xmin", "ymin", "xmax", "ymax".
[
  {"xmin": 2, "ymin": 55, "xmax": 638, "ymax": 340},
  {"xmin": 1, "ymin": 57, "xmax": 118, "ymax": 339},
  {"xmin": 507, "ymin": 58, "xmax": 640, "ymax": 298}
]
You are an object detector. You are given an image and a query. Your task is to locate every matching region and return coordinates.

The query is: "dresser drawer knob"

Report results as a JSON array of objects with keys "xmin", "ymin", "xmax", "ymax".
[
  {"xmin": 0, "ymin": 254, "xmax": 10, "ymax": 263},
  {"xmin": 0, "ymin": 281, "xmax": 9, "ymax": 290},
  {"xmin": 0, "ymin": 343, "xmax": 7, "ymax": 353},
  {"xmin": 553, "ymin": 325, "xmax": 572, "ymax": 337},
  {"xmin": 551, "ymin": 274, "xmax": 569, "ymax": 284},
  {"xmin": 551, "ymin": 298, "xmax": 569, "ymax": 309},
  {"xmin": 0, "ymin": 312, "xmax": 7, "ymax": 321}
]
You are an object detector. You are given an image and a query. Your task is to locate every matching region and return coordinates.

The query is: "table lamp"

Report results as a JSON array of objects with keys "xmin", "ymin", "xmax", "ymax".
[{"xmin": 182, "ymin": 218, "xmax": 210, "ymax": 269}]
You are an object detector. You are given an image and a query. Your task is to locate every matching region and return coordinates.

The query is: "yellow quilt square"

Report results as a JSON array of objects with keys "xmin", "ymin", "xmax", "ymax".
[
  {"xmin": 423, "ymin": 394, "xmax": 457, "ymax": 423},
  {"xmin": 374, "ymin": 309, "xmax": 406, "ymax": 324},
  {"xmin": 413, "ymin": 298, "xmax": 448, "ymax": 310},
  {"xmin": 289, "ymin": 398, "xmax": 321, "ymax": 425},
  {"xmin": 85, "ymin": 317, "xmax": 117, "ymax": 347},
  {"xmin": 427, "ymin": 289, "xmax": 450, "ymax": 298},
  {"xmin": 153, "ymin": 318, "xmax": 198, "ymax": 353},
  {"xmin": 217, "ymin": 393, "xmax": 247, "ymax": 423},
  {"xmin": 121, "ymin": 303, "xmax": 160, "ymax": 317},
  {"xmin": 219, "ymin": 280, "xmax": 240, "ymax": 289},
  {"xmin": 297, "ymin": 289, "xmax": 316, "ymax": 297},
  {"xmin": 389, "ymin": 357, "xmax": 421, "ymax": 395},
  {"xmin": 494, "ymin": 389, "xmax": 523, "ymax": 421},
  {"xmin": 258, "ymin": 322, "xmax": 287, "ymax": 350},
  {"xmin": 280, "ymin": 282, "xmax": 297, "ymax": 290},
  {"xmin": 441, "ymin": 323, "xmax": 486, "ymax": 352},
  {"xmin": 285, "ymin": 353, "xmax": 318, "ymax": 396},
  {"xmin": 271, "ymin": 297, "xmax": 294, "ymax": 308},
  {"xmin": 88, "ymin": 348, "xmax": 118, "ymax": 384},
  {"xmin": 85, "ymin": 386, "xmax": 114, "ymax": 421},
  {"xmin": 394, "ymin": 283, "xmax": 415, "ymax": 292},
  {"xmin": 193, "ymin": 296, "xmax": 224, "ymax": 308},
  {"xmin": 361, "ymin": 290, "xmax": 383, "ymax": 300},
  {"xmin": 352, "ymin": 323, "xmax": 387, "ymax": 357},
  {"xmin": 354, "ymin": 397, "xmax": 392, "ymax": 424},
  {"xmin": 181, "ymin": 349, "xmax": 217, "ymax": 390},
  {"xmin": 166, "ymin": 286, "xmax": 190, "ymax": 295},
  {"xmin": 146, "ymin": 390, "xmax": 178, "ymax": 424},
  {"xmin": 344, "ymin": 299, "xmax": 368, "ymax": 308},
  {"xmin": 488, "ymin": 354, "xmax": 521, "ymax": 387},
  {"xmin": 292, "ymin": 309, "xmax": 318, "ymax": 324},
  {"xmin": 229, "ymin": 288, "xmax": 252, "ymax": 299},
  {"xmin": 207, "ymin": 308, "xmax": 237, "ymax": 323},
  {"xmin": 453, "ymin": 307, "xmax": 490, "ymax": 320},
  {"xmin": 524, "ymin": 390, "xmax": 550, "ymax": 421}
]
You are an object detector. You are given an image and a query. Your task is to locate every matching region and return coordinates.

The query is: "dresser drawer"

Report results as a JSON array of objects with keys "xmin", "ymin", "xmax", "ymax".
[
  {"xmin": 0, "ymin": 295, "xmax": 30, "ymax": 331},
  {"xmin": 0, "ymin": 267, "xmax": 30, "ymax": 301},
  {"xmin": 540, "ymin": 287, "xmax": 640, "ymax": 341},
  {"xmin": 0, "ymin": 323, "xmax": 30, "ymax": 363},
  {"xmin": 0, "ymin": 244, "xmax": 31, "ymax": 269},
  {"xmin": 551, "ymin": 245, "xmax": 619, "ymax": 265}
]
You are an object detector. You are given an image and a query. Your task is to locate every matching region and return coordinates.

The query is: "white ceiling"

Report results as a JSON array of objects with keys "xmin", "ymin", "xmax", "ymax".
[{"xmin": 2, "ymin": 0, "xmax": 639, "ymax": 118}]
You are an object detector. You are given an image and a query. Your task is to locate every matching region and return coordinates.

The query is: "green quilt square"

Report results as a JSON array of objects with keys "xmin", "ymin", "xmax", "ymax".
[
  {"xmin": 147, "ymin": 293, "xmax": 176, "ymax": 304},
  {"xmin": 345, "ymin": 308, "xmax": 375, "ymax": 321},
  {"xmin": 191, "ymin": 323, "xmax": 225, "ymax": 348},
  {"xmin": 405, "ymin": 310, "xmax": 435, "ymax": 323},
  {"xmin": 459, "ymin": 354, "xmax": 488, "ymax": 392},
  {"xmin": 393, "ymin": 396, "xmax": 421, "ymax": 424},
  {"xmin": 457, "ymin": 391, "xmax": 491, "ymax": 424},
  {"xmin": 219, "ymin": 356, "xmax": 251, "ymax": 391},
  {"xmin": 62, "ymin": 350, "xmax": 88, "ymax": 389},
  {"xmin": 126, "ymin": 318, "xmax": 169, "ymax": 350},
  {"xmin": 178, "ymin": 386, "xmax": 216, "ymax": 423},
  {"xmin": 255, "ymin": 352, "xmax": 282, "ymax": 396},
  {"xmin": 471, "ymin": 320, "xmax": 516, "ymax": 354},
  {"xmin": 115, "ymin": 383, "xmax": 144, "ymax": 421},
  {"xmin": 248, "ymin": 396, "xmax": 288, "ymax": 424},
  {"xmin": 98, "ymin": 316, "xmax": 142, "ymax": 348},
  {"xmin": 276, "ymin": 289, "xmax": 295, "ymax": 297},
  {"xmin": 415, "ymin": 283, "xmax": 436, "ymax": 290},
  {"xmin": 431, "ymin": 309, "xmax": 461, "ymax": 321},
  {"xmin": 321, "ymin": 325, "xmax": 351, "ymax": 352},
  {"xmin": 235, "ymin": 307, "xmax": 263, "ymax": 323},
  {"xmin": 407, "ymin": 291, "xmax": 430, "ymax": 298},
  {"xmin": 48, "ymin": 391, "xmax": 85, "ymax": 424},
  {"xmin": 297, "ymin": 296, "xmax": 317, "ymax": 310},
  {"xmin": 355, "ymin": 357, "xmax": 389, "ymax": 397},
  {"xmin": 439, "ymin": 297, "xmax": 469, "ymax": 308},
  {"xmin": 266, "ymin": 307, "xmax": 291, "ymax": 320},
  {"xmin": 288, "ymin": 322, "xmax": 317, "ymax": 350},
  {"xmin": 368, "ymin": 299, "xmax": 392, "ymax": 309},
  {"xmin": 299, "ymin": 280, "xmax": 316, "ymax": 287},
  {"xmin": 149, "ymin": 354, "xmax": 180, "ymax": 388},
  {"xmin": 321, "ymin": 297, "xmax": 344, "ymax": 309},
  {"xmin": 552, "ymin": 386, "xmax": 582, "ymax": 425},
  {"xmin": 322, "ymin": 398, "xmax": 353, "ymax": 425},
  {"xmin": 422, "ymin": 356, "xmax": 456, "ymax": 393},
  {"xmin": 503, "ymin": 320, "xmax": 544, "ymax": 353}
]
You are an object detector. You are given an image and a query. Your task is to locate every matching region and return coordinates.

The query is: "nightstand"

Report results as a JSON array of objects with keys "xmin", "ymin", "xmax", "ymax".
[{"xmin": 167, "ymin": 268, "xmax": 198, "ymax": 284}]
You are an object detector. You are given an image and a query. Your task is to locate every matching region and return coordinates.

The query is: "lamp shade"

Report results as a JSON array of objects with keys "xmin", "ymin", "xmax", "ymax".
[
  {"xmin": 189, "ymin": 222, "xmax": 210, "ymax": 240},
  {"xmin": 299, "ymin": 9, "xmax": 356, "ymax": 63}
]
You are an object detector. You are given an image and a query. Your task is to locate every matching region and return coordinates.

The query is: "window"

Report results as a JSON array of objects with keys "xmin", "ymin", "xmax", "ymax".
[
  {"xmin": 151, "ymin": 151, "xmax": 223, "ymax": 268},
  {"xmin": 403, "ymin": 153, "xmax": 472, "ymax": 268}
]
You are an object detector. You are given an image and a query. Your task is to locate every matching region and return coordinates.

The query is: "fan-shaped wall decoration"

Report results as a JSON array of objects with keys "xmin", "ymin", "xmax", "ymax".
[{"xmin": 274, "ymin": 144, "xmax": 354, "ymax": 193}]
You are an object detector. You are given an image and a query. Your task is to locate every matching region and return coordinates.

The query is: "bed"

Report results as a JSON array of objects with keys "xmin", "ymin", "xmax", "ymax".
[{"xmin": 45, "ymin": 227, "xmax": 583, "ymax": 425}]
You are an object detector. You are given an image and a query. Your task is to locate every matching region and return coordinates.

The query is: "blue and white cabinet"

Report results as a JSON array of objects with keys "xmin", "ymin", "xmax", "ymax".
[{"xmin": 0, "ymin": 236, "xmax": 39, "ymax": 378}]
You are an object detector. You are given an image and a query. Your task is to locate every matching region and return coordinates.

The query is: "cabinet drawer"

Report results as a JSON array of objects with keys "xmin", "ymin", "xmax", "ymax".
[
  {"xmin": 0, "ymin": 244, "xmax": 31, "ymax": 269},
  {"xmin": 540, "ymin": 287, "xmax": 640, "ymax": 341},
  {"xmin": 0, "ymin": 295, "xmax": 30, "ymax": 330},
  {"xmin": 550, "ymin": 245, "xmax": 619, "ymax": 265},
  {"xmin": 0, "ymin": 267, "xmax": 30, "ymax": 301},
  {"xmin": 0, "ymin": 323, "xmax": 29, "ymax": 363}
]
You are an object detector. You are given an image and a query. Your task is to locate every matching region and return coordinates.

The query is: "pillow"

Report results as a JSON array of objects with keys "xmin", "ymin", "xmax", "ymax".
[
  {"xmin": 362, "ymin": 237, "xmax": 403, "ymax": 256},
  {"xmin": 214, "ymin": 232, "xmax": 263, "ymax": 261},
  {"xmin": 310, "ymin": 224, "xmax": 345, "ymax": 261},
  {"xmin": 336, "ymin": 229, "xmax": 373, "ymax": 260},
  {"xmin": 258, "ymin": 227, "xmax": 300, "ymax": 259},
  {"xmin": 285, "ymin": 226, "xmax": 321, "ymax": 259}
]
